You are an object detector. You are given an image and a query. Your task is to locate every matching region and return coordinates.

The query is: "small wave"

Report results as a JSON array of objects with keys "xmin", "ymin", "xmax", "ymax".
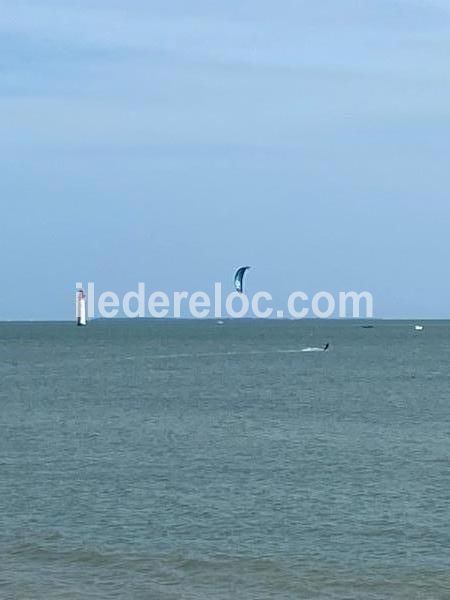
[{"xmin": 9, "ymin": 541, "xmax": 122, "ymax": 567}]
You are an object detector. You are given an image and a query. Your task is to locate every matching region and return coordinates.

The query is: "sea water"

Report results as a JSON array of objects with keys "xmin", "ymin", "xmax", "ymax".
[{"xmin": 1, "ymin": 320, "xmax": 449, "ymax": 599}]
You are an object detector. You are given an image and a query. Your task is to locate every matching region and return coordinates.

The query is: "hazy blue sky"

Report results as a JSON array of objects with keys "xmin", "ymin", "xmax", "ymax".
[{"xmin": 1, "ymin": 0, "xmax": 450, "ymax": 319}]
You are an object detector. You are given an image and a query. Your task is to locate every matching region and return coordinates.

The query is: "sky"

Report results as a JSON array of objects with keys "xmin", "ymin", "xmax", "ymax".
[{"xmin": 1, "ymin": 0, "xmax": 450, "ymax": 320}]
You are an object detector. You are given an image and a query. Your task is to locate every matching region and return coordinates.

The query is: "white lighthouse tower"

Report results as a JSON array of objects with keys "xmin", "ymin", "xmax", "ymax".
[{"xmin": 76, "ymin": 288, "xmax": 87, "ymax": 326}]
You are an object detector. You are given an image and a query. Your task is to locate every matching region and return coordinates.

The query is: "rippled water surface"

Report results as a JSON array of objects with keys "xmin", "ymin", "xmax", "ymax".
[{"xmin": 1, "ymin": 320, "xmax": 450, "ymax": 599}]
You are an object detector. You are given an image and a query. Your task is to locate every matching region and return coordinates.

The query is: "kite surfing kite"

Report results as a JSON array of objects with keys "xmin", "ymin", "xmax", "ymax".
[{"xmin": 234, "ymin": 266, "xmax": 251, "ymax": 294}]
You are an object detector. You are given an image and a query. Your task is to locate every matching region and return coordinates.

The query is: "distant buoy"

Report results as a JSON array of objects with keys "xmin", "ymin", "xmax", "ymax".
[
  {"xmin": 76, "ymin": 289, "xmax": 87, "ymax": 326},
  {"xmin": 414, "ymin": 324, "xmax": 424, "ymax": 331}
]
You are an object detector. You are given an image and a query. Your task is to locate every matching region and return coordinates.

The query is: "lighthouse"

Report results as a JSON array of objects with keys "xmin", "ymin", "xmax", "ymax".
[{"xmin": 76, "ymin": 288, "xmax": 87, "ymax": 326}]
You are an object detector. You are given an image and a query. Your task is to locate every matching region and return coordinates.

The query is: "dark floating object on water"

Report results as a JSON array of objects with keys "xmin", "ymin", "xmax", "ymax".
[
  {"xmin": 323, "ymin": 343, "xmax": 330, "ymax": 351},
  {"xmin": 234, "ymin": 266, "xmax": 251, "ymax": 294},
  {"xmin": 361, "ymin": 325, "xmax": 374, "ymax": 329}
]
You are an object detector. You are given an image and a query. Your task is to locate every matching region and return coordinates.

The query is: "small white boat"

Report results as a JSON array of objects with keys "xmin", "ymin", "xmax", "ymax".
[{"xmin": 414, "ymin": 324, "xmax": 424, "ymax": 331}]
